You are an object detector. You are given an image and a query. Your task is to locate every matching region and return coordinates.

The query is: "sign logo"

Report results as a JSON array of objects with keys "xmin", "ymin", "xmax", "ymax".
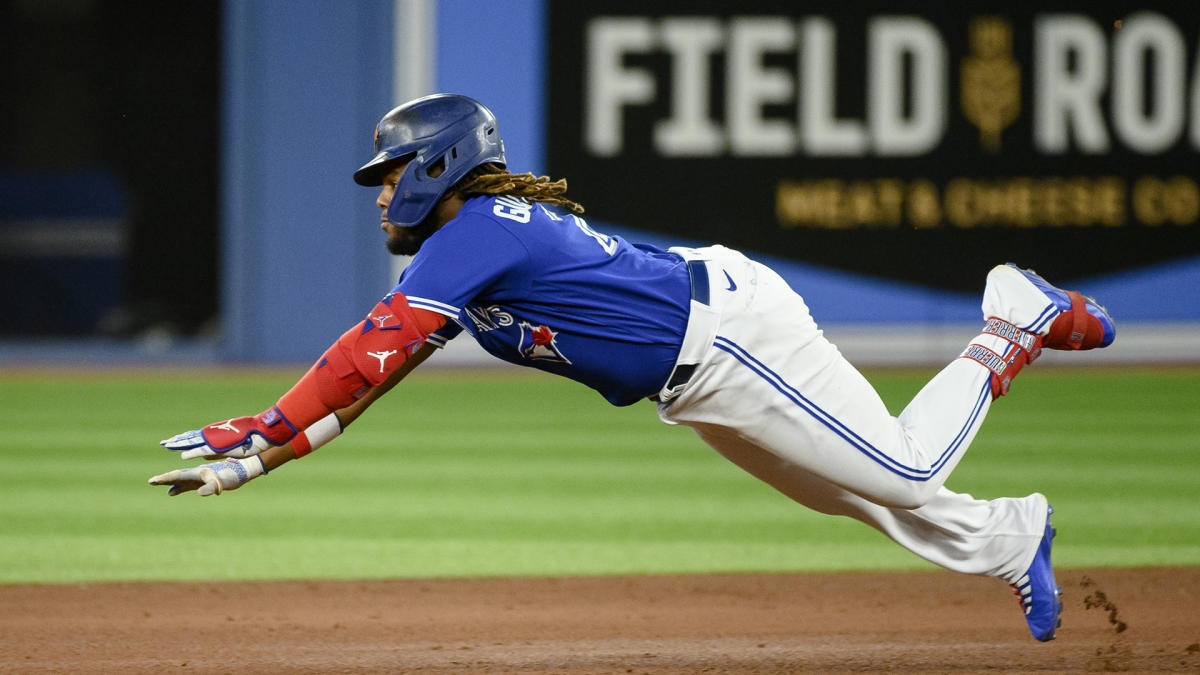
[
  {"xmin": 961, "ymin": 17, "xmax": 1020, "ymax": 153},
  {"xmin": 547, "ymin": 4, "xmax": 1200, "ymax": 289}
]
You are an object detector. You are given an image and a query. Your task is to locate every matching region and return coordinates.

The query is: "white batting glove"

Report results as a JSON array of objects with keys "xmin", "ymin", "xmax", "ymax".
[{"xmin": 148, "ymin": 457, "xmax": 267, "ymax": 497}]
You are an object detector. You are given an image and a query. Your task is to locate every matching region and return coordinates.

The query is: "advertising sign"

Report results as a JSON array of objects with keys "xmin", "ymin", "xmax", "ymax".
[{"xmin": 546, "ymin": 1, "xmax": 1200, "ymax": 290}]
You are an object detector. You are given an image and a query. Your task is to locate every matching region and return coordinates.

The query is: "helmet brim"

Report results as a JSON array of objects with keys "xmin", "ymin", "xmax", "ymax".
[{"xmin": 352, "ymin": 151, "xmax": 394, "ymax": 187}]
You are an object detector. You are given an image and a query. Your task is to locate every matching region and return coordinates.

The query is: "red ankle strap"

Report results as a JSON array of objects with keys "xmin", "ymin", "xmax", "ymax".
[
  {"xmin": 981, "ymin": 318, "xmax": 1043, "ymax": 363},
  {"xmin": 1063, "ymin": 291, "xmax": 1088, "ymax": 349},
  {"xmin": 964, "ymin": 319, "xmax": 1043, "ymax": 397}
]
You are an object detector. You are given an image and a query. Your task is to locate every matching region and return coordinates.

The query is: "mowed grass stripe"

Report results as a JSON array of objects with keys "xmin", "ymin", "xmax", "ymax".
[{"xmin": 0, "ymin": 366, "xmax": 1196, "ymax": 583}]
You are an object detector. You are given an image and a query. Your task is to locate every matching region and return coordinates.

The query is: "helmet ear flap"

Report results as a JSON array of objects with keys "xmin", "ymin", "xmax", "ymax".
[{"xmin": 425, "ymin": 154, "xmax": 447, "ymax": 179}]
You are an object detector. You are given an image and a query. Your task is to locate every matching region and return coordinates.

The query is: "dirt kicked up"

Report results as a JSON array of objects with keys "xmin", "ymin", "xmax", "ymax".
[{"xmin": 2, "ymin": 568, "xmax": 1198, "ymax": 673}]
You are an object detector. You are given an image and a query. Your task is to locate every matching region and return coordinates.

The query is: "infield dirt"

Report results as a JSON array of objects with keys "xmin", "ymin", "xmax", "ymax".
[{"xmin": 2, "ymin": 567, "xmax": 1197, "ymax": 673}]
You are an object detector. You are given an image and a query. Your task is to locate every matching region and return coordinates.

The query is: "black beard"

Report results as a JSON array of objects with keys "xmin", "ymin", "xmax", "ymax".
[{"xmin": 385, "ymin": 217, "xmax": 441, "ymax": 256}]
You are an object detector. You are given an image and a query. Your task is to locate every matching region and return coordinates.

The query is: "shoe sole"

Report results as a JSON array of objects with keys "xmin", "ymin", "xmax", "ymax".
[
  {"xmin": 1032, "ymin": 505, "xmax": 1062, "ymax": 642},
  {"xmin": 1005, "ymin": 264, "xmax": 1116, "ymax": 348},
  {"xmin": 1038, "ymin": 524, "xmax": 1063, "ymax": 642}
]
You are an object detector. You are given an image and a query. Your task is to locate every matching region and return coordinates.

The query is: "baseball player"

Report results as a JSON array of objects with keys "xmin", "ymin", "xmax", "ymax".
[{"xmin": 149, "ymin": 94, "xmax": 1116, "ymax": 642}]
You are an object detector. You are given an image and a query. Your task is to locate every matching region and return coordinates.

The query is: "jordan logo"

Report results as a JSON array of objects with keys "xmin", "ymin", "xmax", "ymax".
[
  {"xmin": 211, "ymin": 419, "xmax": 239, "ymax": 433},
  {"xmin": 367, "ymin": 349, "xmax": 399, "ymax": 373}
]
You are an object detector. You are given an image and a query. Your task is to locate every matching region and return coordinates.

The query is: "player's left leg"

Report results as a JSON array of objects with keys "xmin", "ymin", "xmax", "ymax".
[
  {"xmin": 687, "ymin": 420, "xmax": 1046, "ymax": 576},
  {"xmin": 684, "ymin": 421, "xmax": 1061, "ymax": 639}
]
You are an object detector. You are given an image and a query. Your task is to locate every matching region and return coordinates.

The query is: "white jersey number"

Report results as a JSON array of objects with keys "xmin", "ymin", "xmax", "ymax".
[{"xmin": 574, "ymin": 216, "xmax": 617, "ymax": 256}]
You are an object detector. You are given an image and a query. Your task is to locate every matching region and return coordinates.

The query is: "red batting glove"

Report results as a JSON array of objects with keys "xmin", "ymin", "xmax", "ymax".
[{"xmin": 160, "ymin": 406, "xmax": 298, "ymax": 460}]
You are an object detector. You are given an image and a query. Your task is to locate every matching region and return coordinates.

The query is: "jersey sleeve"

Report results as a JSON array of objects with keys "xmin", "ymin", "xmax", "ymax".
[
  {"xmin": 395, "ymin": 211, "xmax": 530, "ymax": 319},
  {"xmin": 424, "ymin": 321, "xmax": 463, "ymax": 348}
]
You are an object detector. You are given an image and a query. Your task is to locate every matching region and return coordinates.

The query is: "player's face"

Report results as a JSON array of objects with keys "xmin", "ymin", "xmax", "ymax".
[{"xmin": 377, "ymin": 163, "xmax": 436, "ymax": 256}]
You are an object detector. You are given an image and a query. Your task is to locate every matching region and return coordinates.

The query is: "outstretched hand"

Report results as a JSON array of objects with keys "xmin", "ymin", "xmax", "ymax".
[
  {"xmin": 160, "ymin": 425, "xmax": 271, "ymax": 460},
  {"xmin": 161, "ymin": 407, "xmax": 297, "ymax": 460},
  {"xmin": 148, "ymin": 457, "xmax": 266, "ymax": 497}
]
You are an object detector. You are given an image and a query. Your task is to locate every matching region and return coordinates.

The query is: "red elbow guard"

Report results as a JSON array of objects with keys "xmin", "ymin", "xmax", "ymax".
[{"xmin": 276, "ymin": 292, "xmax": 444, "ymax": 428}]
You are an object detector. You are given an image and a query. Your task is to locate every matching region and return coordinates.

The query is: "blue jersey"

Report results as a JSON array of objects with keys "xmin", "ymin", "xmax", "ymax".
[{"xmin": 393, "ymin": 195, "xmax": 692, "ymax": 406}]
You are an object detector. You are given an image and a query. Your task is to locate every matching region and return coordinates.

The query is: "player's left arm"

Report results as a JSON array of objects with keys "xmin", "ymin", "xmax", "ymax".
[
  {"xmin": 148, "ymin": 291, "xmax": 447, "ymax": 496},
  {"xmin": 148, "ymin": 341, "xmax": 435, "ymax": 496}
]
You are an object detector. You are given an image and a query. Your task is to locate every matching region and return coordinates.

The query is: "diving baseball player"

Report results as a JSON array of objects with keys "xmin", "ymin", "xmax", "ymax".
[{"xmin": 149, "ymin": 94, "xmax": 1116, "ymax": 642}]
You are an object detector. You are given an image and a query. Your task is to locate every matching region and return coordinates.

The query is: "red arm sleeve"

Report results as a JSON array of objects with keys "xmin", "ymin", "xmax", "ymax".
[{"xmin": 274, "ymin": 291, "xmax": 447, "ymax": 429}]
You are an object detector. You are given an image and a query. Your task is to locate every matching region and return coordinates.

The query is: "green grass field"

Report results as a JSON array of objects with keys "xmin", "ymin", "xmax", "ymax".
[{"xmin": 1, "ymin": 366, "xmax": 1197, "ymax": 584}]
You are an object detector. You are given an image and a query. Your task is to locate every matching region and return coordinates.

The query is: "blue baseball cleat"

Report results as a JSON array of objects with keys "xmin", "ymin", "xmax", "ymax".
[
  {"xmin": 1011, "ymin": 505, "xmax": 1062, "ymax": 642},
  {"xmin": 1005, "ymin": 264, "xmax": 1115, "ymax": 349},
  {"xmin": 983, "ymin": 264, "xmax": 1116, "ymax": 351}
]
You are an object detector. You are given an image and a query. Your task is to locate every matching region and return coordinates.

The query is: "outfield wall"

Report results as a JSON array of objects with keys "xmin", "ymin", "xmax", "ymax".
[
  {"xmin": 219, "ymin": 0, "xmax": 1198, "ymax": 365},
  {"xmin": 223, "ymin": 1, "xmax": 1190, "ymax": 362},
  {"xmin": 1, "ymin": 1, "xmax": 1196, "ymax": 366}
]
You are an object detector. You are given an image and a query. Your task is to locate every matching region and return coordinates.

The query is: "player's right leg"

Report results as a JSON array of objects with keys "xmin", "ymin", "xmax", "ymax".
[
  {"xmin": 661, "ymin": 254, "xmax": 992, "ymax": 510},
  {"xmin": 961, "ymin": 263, "xmax": 1116, "ymax": 396},
  {"xmin": 661, "ymin": 256, "xmax": 1115, "ymax": 510},
  {"xmin": 982, "ymin": 263, "xmax": 1116, "ymax": 351}
]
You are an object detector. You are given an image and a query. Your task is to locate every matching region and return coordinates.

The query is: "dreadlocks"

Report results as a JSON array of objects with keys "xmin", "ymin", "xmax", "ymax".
[{"xmin": 453, "ymin": 163, "xmax": 585, "ymax": 215}]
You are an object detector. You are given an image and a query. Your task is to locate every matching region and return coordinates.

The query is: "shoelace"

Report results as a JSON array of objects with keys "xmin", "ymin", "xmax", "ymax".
[{"xmin": 1010, "ymin": 576, "xmax": 1033, "ymax": 615}]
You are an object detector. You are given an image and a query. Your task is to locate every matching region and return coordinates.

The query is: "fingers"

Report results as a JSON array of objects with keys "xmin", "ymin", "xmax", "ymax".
[
  {"xmin": 150, "ymin": 475, "xmax": 203, "ymax": 496},
  {"xmin": 160, "ymin": 429, "xmax": 206, "ymax": 450},
  {"xmin": 148, "ymin": 467, "xmax": 220, "ymax": 497},
  {"xmin": 148, "ymin": 469, "xmax": 187, "ymax": 485},
  {"xmin": 196, "ymin": 466, "xmax": 221, "ymax": 496},
  {"xmin": 162, "ymin": 429, "xmax": 221, "ymax": 460},
  {"xmin": 162, "ymin": 432, "xmax": 265, "ymax": 460},
  {"xmin": 179, "ymin": 447, "xmax": 217, "ymax": 461}
]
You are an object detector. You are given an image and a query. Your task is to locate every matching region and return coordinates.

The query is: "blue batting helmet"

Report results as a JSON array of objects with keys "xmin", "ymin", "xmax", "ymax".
[{"xmin": 354, "ymin": 93, "xmax": 506, "ymax": 227}]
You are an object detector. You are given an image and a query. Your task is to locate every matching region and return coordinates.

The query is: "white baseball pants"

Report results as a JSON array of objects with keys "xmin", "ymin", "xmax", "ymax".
[{"xmin": 658, "ymin": 246, "xmax": 1047, "ymax": 581}]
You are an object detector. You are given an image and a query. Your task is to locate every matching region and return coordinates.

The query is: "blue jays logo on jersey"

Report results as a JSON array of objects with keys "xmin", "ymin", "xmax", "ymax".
[{"xmin": 517, "ymin": 322, "xmax": 571, "ymax": 364}]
